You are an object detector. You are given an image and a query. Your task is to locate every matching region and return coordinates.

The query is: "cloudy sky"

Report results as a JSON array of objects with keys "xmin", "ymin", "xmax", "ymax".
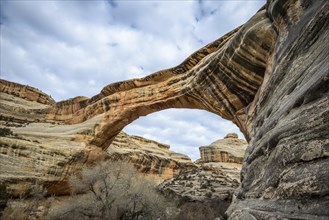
[{"xmin": 0, "ymin": 0, "xmax": 264, "ymax": 160}]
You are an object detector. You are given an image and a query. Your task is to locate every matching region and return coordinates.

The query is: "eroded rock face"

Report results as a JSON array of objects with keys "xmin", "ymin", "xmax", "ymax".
[
  {"xmin": 159, "ymin": 134, "xmax": 246, "ymax": 203},
  {"xmin": 1, "ymin": 0, "xmax": 328, "ymax": 218},
  {"xmin": 0, "ymin": 87, "xmax": 193, "ymax": 195},
  {"xmin": 158, "ymin": 166, "xmax": 239, "ymax": 203},
  {"xmin": 108, "ymin": 132, "xmax": 196, "ymax": 182},
  {"xmin": 199, "ymin": 133, "xmax": 247, "ymax": 164},
  {"xmin": 227, "ymin": 0, "xmax": 329, "ymax": 219},
  {"xmin": 0, "ymin": 88, "xmax": 106, "ymax": 196}
]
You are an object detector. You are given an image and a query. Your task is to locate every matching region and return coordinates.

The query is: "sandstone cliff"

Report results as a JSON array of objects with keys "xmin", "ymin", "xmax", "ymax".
[
  {"xmin": 199, "ymin": 133, "xmax": 247, "ymax": 164},
  {"xmin": 0, "ymin": 84, "xmax": 193, "ymax": 195},
  {"xmin": 108, "ymin": 131, "xmax": 196, "ymax": 181},
  {"xmin": 159, "ymin": 133, "xmax": 246, "ymax": 203},
  {"xmin": 226, "ymin": 1, "xmax": 329, "ymax": 219}
]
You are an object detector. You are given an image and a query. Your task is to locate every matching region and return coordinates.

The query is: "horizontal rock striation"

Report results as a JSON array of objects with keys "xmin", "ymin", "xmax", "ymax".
[
  {"xmin": 0, "ymin": 79, "xmax": 55, "ymax": 105},
  {"xmin": 43, "ymin": 8, "xmax": 277, "ymax": 148},
  {"xmin": 199, "ymin": 133, "xmax": 247, "ymax": 164},
  {"xmin": 227, "ymin": 0, "xmax": 329, "ymax": 219},
  {"xmin": 108, "ymin": 131, "xmax": 196, "ymax": 181},
  {"xmin": 0, "ymin": 86, "xmax": 193, "ymax": 195},
  {"xmin": 1, "ymin": 0, "xmax": 328, "ymax": 218}
]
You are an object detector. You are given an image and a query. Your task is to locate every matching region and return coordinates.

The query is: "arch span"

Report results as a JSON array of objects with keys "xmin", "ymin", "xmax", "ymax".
[{"xmin": 46, "ymin": 8, "xmax": 276, "ymax": 149}]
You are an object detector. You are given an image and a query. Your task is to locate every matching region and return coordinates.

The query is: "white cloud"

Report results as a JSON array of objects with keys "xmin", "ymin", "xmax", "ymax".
[{"xmin": 0, "ymin": 0, "xmax": 264, "ymax": 160}]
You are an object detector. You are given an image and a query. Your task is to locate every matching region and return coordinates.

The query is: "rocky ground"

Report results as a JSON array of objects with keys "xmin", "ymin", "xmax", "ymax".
[{"xmin": 159, "ymin": 134, "xmax": 246, "ymax": 203}]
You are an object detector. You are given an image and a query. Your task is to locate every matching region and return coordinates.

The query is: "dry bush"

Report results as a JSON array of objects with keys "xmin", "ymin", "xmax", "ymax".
[
  {"xmin": 1, "ymin": 182, "xmax": 53, "ymax": 220},
  {"xmin": 50, "ymin": 161, "xmax": 177, "ymax": 220}
]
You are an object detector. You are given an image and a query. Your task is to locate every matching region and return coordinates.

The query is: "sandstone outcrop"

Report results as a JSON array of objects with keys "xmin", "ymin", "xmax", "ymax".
[
  {"xmin": 199, "ymin": 133, "xmax": 247, "ymax": 164},
  {"xmin": 108, "ymin": 131, "xmax": 196, "ymax": 181},
  {"xmin": 0, "ymin": 86, "xmax": 193, "ymax": 195},
  {"xmin": 159, "ymin": 134, "xmax": 246, "ymax": 203},
  {"xmin": 226, "ymin": 1, "xmax": 329, "ymax": 219},
  {"xmin": 158, "ymin": 166, "xmax": 239, "ymax": 202}
]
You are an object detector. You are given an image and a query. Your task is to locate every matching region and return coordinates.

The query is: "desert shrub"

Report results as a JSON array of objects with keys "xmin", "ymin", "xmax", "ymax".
[
  {"xmin": 1, "ymin": 206, "xmax": 29, "ymax": 220},
  {"xmin": 1, "ymin": 182, "xmax": 52, "ymax": 219},
  {"xmin": 52, "ymin": 161, "xmax": 177, "ymax": 220}
]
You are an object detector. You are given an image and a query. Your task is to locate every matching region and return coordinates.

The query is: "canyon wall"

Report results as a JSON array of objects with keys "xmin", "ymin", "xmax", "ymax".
[
  {"xmin": 159, "ymin": 133, "xmax": 246, "ymax": 203},
  {"xmin": 0, "ymin": 81, "xmax": 194, "ymax": 195},
  {"xmin": 0, "ymin": 0, "xmax": 328, "ymax": 218},
  {"xmin": 199, "ymin": 133, "xmax": 247, "ymax": 164},
  {"xmin": 227, "ymin": 1, "xmax": 329, "ymax": 219}
]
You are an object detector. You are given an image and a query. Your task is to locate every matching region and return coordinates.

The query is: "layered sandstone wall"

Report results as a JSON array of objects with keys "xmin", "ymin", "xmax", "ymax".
[
  {"xmin": 227, "ymin": 1, "xmax": 329, "ymax": 219},
  {"xmin": 0, "ymin": 88, "xmax": 193, "ymax": 195},
  {"xmin": 108, "ymin": 131, "xmax": 196, "ymax": 181},
  {"xmin": 1, "ymin": 0, "xmax": 328, "ymax": 218},
  {"xmin": 199, "ymin": 133, "xmax": 247, "ymax": 164}
]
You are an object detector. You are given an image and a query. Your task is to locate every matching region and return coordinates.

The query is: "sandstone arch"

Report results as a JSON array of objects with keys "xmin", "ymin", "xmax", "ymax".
[
  {"xmin": 44, "ymin": 1, "xmax": 329, "ymax": 218},
  {"xmin": 46, "ymin": 8, "xmax": 276, "ymax": 149},
  {"xmin": 1, "ymin": 0, "xmax": 328, "ymax": 218}
]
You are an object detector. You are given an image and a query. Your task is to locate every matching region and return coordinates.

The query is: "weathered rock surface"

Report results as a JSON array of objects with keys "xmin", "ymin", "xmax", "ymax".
[
  {"xmin": 226, "ymin": 0, "xmax": 329, "ymax": 219},
  {"xmin": 0, "ymin": 87, "xmax": 193, "ymax": 195},
  {"xmin": 158, "ymin": 166, "xmax": 239, "ymax": 203},
  {"xmin": 108, "ymin": 131, "xmax": 196, "ymax": 182},
  {"xmin": 159, "ymin": 133, "xmax": 246, "ymax": 203},
  {"xmin": 0, "ymin": 90, "xmax": 105, "ymax": 195},
  {"xmin": 199, "ymin": 133, "xmax": 247, "ymax": 164}
]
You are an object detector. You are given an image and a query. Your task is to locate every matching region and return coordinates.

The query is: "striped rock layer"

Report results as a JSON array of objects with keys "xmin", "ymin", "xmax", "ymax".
[{"xmin": 45, "ymin": 7, "xmax": 276, "ymax": 148}]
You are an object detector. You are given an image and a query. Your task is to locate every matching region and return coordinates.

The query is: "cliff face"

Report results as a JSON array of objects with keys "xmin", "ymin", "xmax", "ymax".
[
  {"xmin": 108, "ymin": 131, "xmax": 196, "ymax": 181},
  {"xmin": 227, "ymin": 1, "xmax": 329, "ymax": 219},
  {"xmin": 0, "ymin": 86, "xmax": 106, "ymax": 196},
  {"xmin": 199, "ymin": 133, "xmax": 247, "ymax": 164},
  {"xmin": 0, "ymin": 86, "xmax": 193, "ymax": 195}
]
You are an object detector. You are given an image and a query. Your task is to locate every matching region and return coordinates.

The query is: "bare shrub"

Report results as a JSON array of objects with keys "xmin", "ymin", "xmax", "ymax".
[
  {"xmin": 52, "ymin": 161, "xmax": 177, "ymax": 220},
  {"xmin": 1, "ymin": 182, "xmax": 53, "ymax": 219}
]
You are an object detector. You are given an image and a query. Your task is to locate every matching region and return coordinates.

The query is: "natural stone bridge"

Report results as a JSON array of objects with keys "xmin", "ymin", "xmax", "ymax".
[
  {"xmin": 47, "ymin": 1, "xmax": 329, "ymax": 218},
  {"xmin": 1, "ymin": 0, "xmax": 328, "ymax": 219},
  {"xmin": 46, "ymin": 6, "xmax": 276, "ymax": 148}
]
